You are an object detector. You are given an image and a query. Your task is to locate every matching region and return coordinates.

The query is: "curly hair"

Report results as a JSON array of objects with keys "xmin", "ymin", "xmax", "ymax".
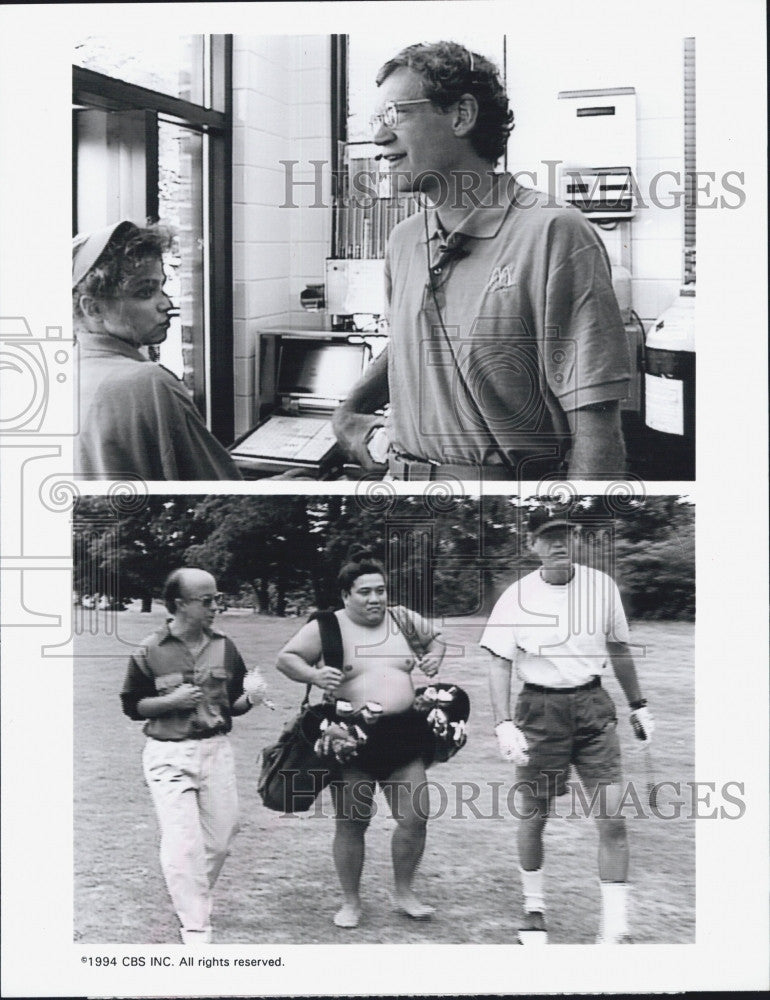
[
  {"xmin": 337, "ymin": 546, "xmax": 387, "ymax": 595},
  {"xmin": 72, "ymin": 223, "xmax": 172, "ymax": 320},
  {"xmin": 376, "ymin": 40, "xmax": 514, "ymax": 164}
]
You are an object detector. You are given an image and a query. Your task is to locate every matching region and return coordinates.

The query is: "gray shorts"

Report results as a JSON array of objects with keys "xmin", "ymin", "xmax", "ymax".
[{"xmin": 514, "ymin": 681, "xmax": 623, "ymax": 799}]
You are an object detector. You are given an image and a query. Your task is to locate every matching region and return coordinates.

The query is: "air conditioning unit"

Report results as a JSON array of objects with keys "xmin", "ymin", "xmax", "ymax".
[{"xmin": 557, "ymin": 87, "xmax": 637, "ymax": 219}]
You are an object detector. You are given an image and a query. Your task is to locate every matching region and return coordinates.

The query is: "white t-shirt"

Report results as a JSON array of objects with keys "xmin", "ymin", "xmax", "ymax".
[{"xmin": 480, "ymin": 564, "xmax": 630, "ymax": 687}]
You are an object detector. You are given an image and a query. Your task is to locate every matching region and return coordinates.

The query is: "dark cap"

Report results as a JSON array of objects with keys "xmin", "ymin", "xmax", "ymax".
[
  {"xmin": 72, "ymin": 220, "xmax": 139, "ymax": 290},
  {"xmin": 528, "ymin": 508, "xmax": 574, "ymax": 538},
  {"xmin": 531, "ymin": 518, "xmax": 573, "ymax": 538}
]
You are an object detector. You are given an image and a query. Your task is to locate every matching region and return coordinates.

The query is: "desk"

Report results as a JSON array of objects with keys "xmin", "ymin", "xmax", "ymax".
[{"xmin": 232, "ymin": 315, "xmax": 382, "ymax": 479}]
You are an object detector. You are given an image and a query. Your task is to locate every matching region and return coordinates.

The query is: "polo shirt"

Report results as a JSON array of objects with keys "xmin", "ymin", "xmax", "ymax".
[
  {"xmin": 384, "ymin": 175, "xmax": 631, "ymax": 469},
  {"xmin": 76, "ymin": 334, "xmax": 242, "ymax": 481},
  {"xmin": 121, "ymin": 623, "xmax": 247, "ymax": 741},
  {"xmin": 479, "ymin": 563, "xmax": 630, "ymax": 687}
]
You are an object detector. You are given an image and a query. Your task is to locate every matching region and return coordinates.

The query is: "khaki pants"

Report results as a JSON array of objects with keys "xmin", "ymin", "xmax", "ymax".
[{"xmin": 143, "ymin": 734, "xmax": 239, "ymax": 938}]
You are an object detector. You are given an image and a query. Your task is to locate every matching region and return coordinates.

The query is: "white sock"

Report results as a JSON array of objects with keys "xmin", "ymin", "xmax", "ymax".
[
  {"xmin": 599, "ymin": 881, "xmax": 630, "ymax": 940},
  {"xmin": 519, "ymin": 866, "xmax": 545, "ymax": 913}
]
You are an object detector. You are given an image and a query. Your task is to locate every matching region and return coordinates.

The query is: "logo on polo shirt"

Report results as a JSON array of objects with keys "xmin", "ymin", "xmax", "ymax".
[{"xmin": 486, "ymin": 265, "xmax": 517, "ymax": 291}]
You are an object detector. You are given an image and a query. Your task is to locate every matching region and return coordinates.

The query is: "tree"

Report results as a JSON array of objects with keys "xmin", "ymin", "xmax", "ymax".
[
  {"xmin": 73, "ymin": 495, "xmax": 201, "ymax": 611},
  {"xmin": 72, "ymin": 494, "xmax": 694, "ymax": 622},
  {"xmin": 184, "ymin": 496, "xmax": 320, "ymax": 615}
]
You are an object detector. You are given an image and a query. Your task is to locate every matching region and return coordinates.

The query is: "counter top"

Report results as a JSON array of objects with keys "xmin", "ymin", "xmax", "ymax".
[{"xmin": 256, "ymin": 312, "xmax": 339, "ymax": 336}]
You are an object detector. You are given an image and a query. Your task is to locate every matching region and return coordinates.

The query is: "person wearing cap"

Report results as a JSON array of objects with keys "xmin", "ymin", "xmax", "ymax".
[
  {"xmin": 480, "ymin": 509, "xmax": 655, "ymax": 944},
  {"xmin": 276, "ymin": 549, "xmax": 447, "ymax": 929},
  {"xmin": 73, "ymin": 221, "xmax": 241, "ymax": 480},
  {"xmin": 332, "ymin": 41, "xmax": 630, "ymax": 481}
]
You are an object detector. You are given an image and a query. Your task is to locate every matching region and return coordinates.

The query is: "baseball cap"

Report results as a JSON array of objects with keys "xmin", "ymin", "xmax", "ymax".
[
  {"xmin": 528, "ymin": 509, "xmax": 574, "ymax": 538},
  {"xmin": 72, "ymin": 220, "xmax": 139, "ymax": 290}
]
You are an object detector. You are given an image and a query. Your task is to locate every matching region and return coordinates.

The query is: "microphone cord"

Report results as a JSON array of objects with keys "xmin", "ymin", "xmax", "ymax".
[{"xmin": 421, "ymin": 201, "xmax": 512, "ymax": 471}]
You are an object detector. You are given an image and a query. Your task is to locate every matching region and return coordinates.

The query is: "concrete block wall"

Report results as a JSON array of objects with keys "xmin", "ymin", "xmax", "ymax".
[{"xmin": 231, "ymin": 35, "xmax": 332, "ymax": 436}]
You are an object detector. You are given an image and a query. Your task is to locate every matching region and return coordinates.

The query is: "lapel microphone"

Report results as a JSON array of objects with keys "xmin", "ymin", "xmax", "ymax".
[{"xmin": 433, "ymin": 234, "xmax": 470, "ymax": 273}]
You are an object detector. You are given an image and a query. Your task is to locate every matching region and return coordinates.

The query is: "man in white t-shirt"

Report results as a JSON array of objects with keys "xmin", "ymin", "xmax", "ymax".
[{"xmin": 480, "ymin": 510, "xmax": 655, "ymax": 944}]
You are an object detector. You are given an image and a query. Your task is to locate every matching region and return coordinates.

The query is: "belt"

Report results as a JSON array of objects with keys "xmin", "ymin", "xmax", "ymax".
[
  {"xmin": 388, "ymin": 453, "xmax": 515, "ymax": 482},
  {"xmin": 523, "ymin": 677, "xmax": 601, "ymax": 694},
  {"xmin": 148, "ymin": 728, "xmax": 228, "ymax": 742}
]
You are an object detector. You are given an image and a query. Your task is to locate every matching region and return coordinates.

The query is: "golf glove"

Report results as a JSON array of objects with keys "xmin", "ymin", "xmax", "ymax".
[
  {"xmin": 495, "ymin": 720, "xmax": 529, "ymax": 765},
  {"xmin": 629, "ymin": 705, "xmax": 655, "ymax": 743},
  {"xmin": 243, "ymin": 667, "xmax": 269, "ymax": 706}
]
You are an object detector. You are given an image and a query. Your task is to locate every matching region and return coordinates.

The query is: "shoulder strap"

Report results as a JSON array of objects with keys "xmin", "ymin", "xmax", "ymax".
[
  {"xmin": 303, "ymin": 608, "xmax": 427, "ymax": 697},
  {"xmin": 388, "ymin": 605, "xmax": 427, "ymax": 656},
  {"xmin": 307, "ymin": 609, "xmax": 344, "ymax": 670},
  {"xmin": 303, "ymin": 609, "xmax": 344, "ymax": 707}
]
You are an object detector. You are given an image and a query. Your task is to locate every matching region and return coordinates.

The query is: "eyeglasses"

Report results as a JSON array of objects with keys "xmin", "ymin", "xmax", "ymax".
[
  {"xmin": 185, "ymin": 593, "xmax": 224, "ymax": 608},
  {"xmin": 369, "ymin": 98, "xmax": 432, "ymax": 133}
]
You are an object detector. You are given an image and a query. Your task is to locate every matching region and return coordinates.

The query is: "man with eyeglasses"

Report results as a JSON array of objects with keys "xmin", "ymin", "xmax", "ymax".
[
  {"xmin": 333, "ymin": 41, "xmax": 631, "ymax": 481},
  {"xmin": 120, "ymin": 567, "xmax": 268, "ymax": 944}
]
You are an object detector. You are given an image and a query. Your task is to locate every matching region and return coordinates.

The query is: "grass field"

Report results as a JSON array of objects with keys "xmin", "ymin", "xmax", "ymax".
[{"xmin": 74, "ymin": 607, "xmax": 694, "ymax": 945}]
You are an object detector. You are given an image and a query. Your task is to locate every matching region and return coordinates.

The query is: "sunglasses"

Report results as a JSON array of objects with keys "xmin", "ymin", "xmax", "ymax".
[{"xmin": 185, "ymin": 593, "xmax": 224, "ymax": 608}]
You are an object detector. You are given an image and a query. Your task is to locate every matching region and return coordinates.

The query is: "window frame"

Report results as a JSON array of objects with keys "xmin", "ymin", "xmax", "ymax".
[{"xmin": 72, "ymin": 35, "xmax": 234, "ymax": 446}]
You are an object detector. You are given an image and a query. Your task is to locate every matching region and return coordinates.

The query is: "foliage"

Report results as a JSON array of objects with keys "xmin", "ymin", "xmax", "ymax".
[
  {"xmin": 72, "ymin": 495, "xmax": 201, "ymax": 609},
  {"xmin": 72, "ymin": 495, "xmax": 694, "ymax": 620}
]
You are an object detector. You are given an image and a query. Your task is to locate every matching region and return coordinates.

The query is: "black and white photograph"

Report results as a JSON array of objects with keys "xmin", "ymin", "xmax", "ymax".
[
  {"xmin": 0, "ymin": 0, "xmax": 768, "ymax": 997},
  {"xmin": 66, "ymin": 23, "xmax": 699, "ymax": 484},
  {"xmin": 71, "ymin": 492, "xmax": 696, "ymax": 947}
]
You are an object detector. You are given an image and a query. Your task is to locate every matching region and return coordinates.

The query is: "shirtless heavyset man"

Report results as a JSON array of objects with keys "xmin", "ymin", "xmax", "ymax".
[{"xmin": 276, "ymin": 551, "xmax": 446, "ymax": 929}]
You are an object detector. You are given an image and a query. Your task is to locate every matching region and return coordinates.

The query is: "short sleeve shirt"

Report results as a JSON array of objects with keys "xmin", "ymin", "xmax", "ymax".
[
  {"xmin": 120, "ymin": 622, "xmax": 247, "ymax": 740},
  {"xmin": 384, "ymin": 175, "xmax": 631, "ymax": 468},
  {"xmin": 77, "ymin": 334, "xmax": 242, "ymax": 481},
  {"xmin": 480, "ymin": 564, "xmax": 630, "ymax": 687}
]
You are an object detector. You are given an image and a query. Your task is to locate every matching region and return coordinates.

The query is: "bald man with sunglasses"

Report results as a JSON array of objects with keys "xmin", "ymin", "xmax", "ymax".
[{"xmin": 120, "ymin": 568, "xmax": 266, "ymax": 944}]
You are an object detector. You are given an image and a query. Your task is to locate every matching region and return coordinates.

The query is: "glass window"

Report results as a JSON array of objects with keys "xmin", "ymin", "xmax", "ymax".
[
  {"xmin": 73, "ymin": 35, "xmax": 233, "ymax": 443},
  {"xmin": 156, "ymin": 120, "xmax": 205, "ymax": 413},
  {"xmin": 73, "ymin": 34, "xmax": 214, "ymax": 108}
]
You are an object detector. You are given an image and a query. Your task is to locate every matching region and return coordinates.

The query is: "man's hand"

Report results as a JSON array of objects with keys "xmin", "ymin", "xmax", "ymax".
[
  {"xmin": 629, "ymin": 705, "xmax": 655, "ymax": 743},
  {"xmin": 313, "ymin": 666, "xmax": 345, "ymax": 692},
  {"xmin": 331, "ymin": 347, "xmax": 390, "ymax": 471},
  {"xmin": 416, "ymin": 653, "xmax": 441, "ymax": 678},
  {"xmin": 495, "ymin": 720, "xmax": 529, "ymax": 765},
  {"xmin": 332, "ymin": 411, "xmax": 388, "ymax": 471},
  {"xmin": 164, "ymin": 683, "xmax": 203, "ymax": 710}
]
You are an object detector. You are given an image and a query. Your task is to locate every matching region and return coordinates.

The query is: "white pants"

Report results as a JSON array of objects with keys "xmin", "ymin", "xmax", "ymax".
[{"xmin": 143, "ymin": 735, "xmax": 239, "ymax": 937}]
